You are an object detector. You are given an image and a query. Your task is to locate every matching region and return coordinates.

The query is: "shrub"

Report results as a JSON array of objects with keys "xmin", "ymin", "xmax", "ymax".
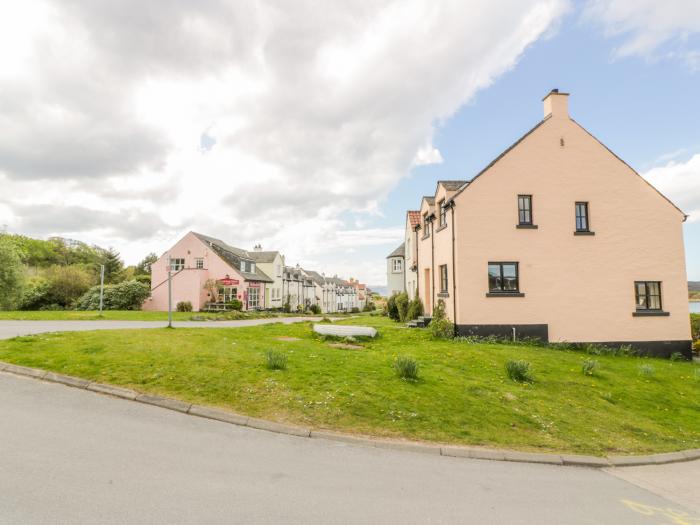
[
  {"xmin": 386, "ymin": 294, "xmax": 399, "ymax": 321},
  {"xmin": 176, "ymin": 301, "xmax": 192, "ymax": 312},
  {"xmin": 669, "ymin": 352, "xmax": 684, "ymax": 362},
  {"xmin": 582, "ymin": 359, "xmax": 599, "ymax": 376},
  {"xmin": 319, "ymin": 316, "xmax": 332, "ymax": 323},
  {"xmin": 395, "ymin": 292, "xmax": 409, "ymax": 322},
  {"xmin": 638, "ymin": 364, "xmax": 655, "ymax": 377},
  {"xmin": 228, "ymin": 299, "xmax": 243, "ymax": 311},
  {"xmin": 308, "ymin": 304, "xmax": 321, "ymax": 314},
  {"xmin": 393, "ymin": 356, "xmax": 419, "ymax": 380},
  {"xmin": 76, "ymin": 280, "xmax": 150, "ymax": 310},
  {"xmin": 350, "ymin": 307, "xmax": 360, "ymax": 313},
  {"xmin": 506, "ymin": 360, "xmax": 533, "ymax": 383},
  {"xmin": 362, "ymin": 301, "xmax": 376, "ymax": 312},
  {"xmin": 0, "ymin": 236, "xmax": 25, "ymax": 310},
  {"xmin": 265, "ymin": 349, "xmax": 287, "ymax": 370},
  {"xmin": 283, "ymin": 299, "xmax": 291, "ymax": 313},
  {"xmin": 406, "ymin": 298, "xmax": 423, "ymax": 321},
  {"xmin": 430, "ymin": 318, "xmax": 454, "ymax": 339}
]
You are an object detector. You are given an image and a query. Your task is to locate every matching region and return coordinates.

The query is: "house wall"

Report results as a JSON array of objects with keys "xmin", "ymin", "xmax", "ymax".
[
  {"xmin": 386, "ymin": 257, "xmax": 405, "ymax": 296},
  {"xmin": 256, "ymin": 254, "xmax": 284, "ymax": 308},
  {"xmin": 416, "ymin": 199, "xmax": 434, "ymax": 312},
  {"xmin": 404, "ymin": 215, "xmax": 418, "ymax": 300},
  {"xmin": 143, "ymin": 232, "xmax": 264, "ymax": 312},
  {"xmin": 449, "ymin": 95, "xmax": 690, "ymax": 353},
  {"xmin": 431, "ymin": 185, "xmax": 457, "ymax": 320}
]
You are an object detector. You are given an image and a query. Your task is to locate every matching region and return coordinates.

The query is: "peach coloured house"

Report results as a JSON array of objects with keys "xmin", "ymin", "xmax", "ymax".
[
  {"xmin": 404, "ymin": 210, "xmax": 421, "ymax": 299},
  {"xmin": 143, "ymin": 232, "xmax": 273, "ymax": 312},
  {"xmin": 410, "ymin": 90, "xmax": 692, "ymax": 358}
]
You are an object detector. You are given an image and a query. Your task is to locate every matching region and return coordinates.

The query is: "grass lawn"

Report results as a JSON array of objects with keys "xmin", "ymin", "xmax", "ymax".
[
  {"xmin": 0, "ymin": 310, "xmax": 321, "ymax": 321},
  {"xmin": 0, "ymin": 315, "xmax": 697, "ymax": 455}
]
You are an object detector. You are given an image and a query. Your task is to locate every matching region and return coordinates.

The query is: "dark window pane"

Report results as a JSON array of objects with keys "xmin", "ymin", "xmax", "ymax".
[
  {"xmin": 488, "ymin": 264, "xmax": 501, "ymax": 291},
  {"xmin": 503, "ymin": 276, "xmax": 518, "ymax": 291}
]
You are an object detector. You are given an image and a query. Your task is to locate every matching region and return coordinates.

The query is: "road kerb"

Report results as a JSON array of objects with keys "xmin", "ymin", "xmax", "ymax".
[
  {"xmin": 43, "ymin": 372, "xmax": 90, "ymax": 389},
  {"xmin": 135, "ymin": 394, "xmax": 191, "ymax": 413},
  {"xmin": 188, "ymin": 405, "xmax": 249, "ymax": 426},
  {"xmin": 246, "ymin": 417, "xmax": 311, "ymax": 437},
  {"xmin": 561, "ymin": 455, "xmax": 611, "ymax": 468},
  {"xmin": 86, "ymin": 382, "xmax": 138, "ymax": 400},
  {"xmin": 3, "ymin": 363, "xmax": 47, "ymax": 379},
  {"xmin": 502, "ymin": 451, "xmax": 563, "ymax": 466}
]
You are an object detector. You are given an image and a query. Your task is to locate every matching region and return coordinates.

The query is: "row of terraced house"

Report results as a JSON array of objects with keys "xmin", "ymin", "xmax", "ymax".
[
  {"xmin": 386, "ymin": 90, "xmax": 692, "ymax": 358},
  {"xmin": 143, "ymin": 231, "xmax": 369, "ymax": 313}
]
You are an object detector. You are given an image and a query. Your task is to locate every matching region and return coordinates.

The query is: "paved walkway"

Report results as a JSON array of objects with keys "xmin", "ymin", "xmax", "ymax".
[
  {"xmin": 1, "ymin": 372, "xmax": 698, "ymax": 525},
  {"xmin": 0, "ymin": 317, "xmax": 319, "ymax": 340}
]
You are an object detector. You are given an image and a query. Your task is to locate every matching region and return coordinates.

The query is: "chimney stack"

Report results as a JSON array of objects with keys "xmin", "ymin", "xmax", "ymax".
[
  {"xmin": 253, "ymin": 244, "xmax": 262, "ymax": 252},
  {"xmin": 543, "ymin": 89, "xmax": 569, "ymax": 119}
]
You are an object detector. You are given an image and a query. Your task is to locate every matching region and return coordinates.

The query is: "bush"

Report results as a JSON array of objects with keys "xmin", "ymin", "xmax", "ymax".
[
  {"xmin": 393, "ymin": 356, "xmax": 419, "ymax": 380},
  {"xmin": 395, "ymin": 292, "xmax": 409, "ymax": 322},
  {"xmin": 350, "ymin": 307, "xmax": 360, "ymax": 313},
  {"xmin": 176, "ymin": 301, "xmax": 192, "ymax": 312},
  {"xmin": 406, "ymin": 298, "xmax": 423, "ymax": 321},
  {"xmin": 21, "ymin": 265, "xmax": 94, "ymax": 310},
  {"xmin": 506, "ymin": 360, "xmax": 533, "ymax": 383},
  {"xmin": 0, "ymin": 236, "xmax": 25, "ymax": 310},
  {"xmin": 228, "ymin": 299, "xmax": 243, "ymax": 311},
  {"xmin": 265, "ymin": 349, "xmax": 287, "ymax": 370},
  {"xmin": 308, "ymin": 304, "xmax": 321, "ymax": 314},
  {"xmin": 430, "ymin": 317, "xmax": 454, "ymax": 339},
  {"xmin": 638, "ymin": 364, "xmax": 655, "ymax": 377},
  {"xmin": 76, "ymin": 280, "xmax": 150, "ymax": 310},
  {"xmin": 362, "ymin": 301, "xmax": 376, "ymax": 312},
  {"xmin": 582, "ymin": 359, "xmax": 599, "ymax": 376},
  {"xmin": 386, "ymin": 294, "xmax": 399, "ymax": 321},
  {"xmin": 669, "ymin": 352, "xmax": 684, "ymax": 362},
  {"xmin": 283, "ymin": 298, "xmax": 291, "ymax": 313}
]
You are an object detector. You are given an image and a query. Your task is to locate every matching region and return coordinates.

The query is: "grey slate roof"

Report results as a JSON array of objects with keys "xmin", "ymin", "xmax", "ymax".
[
  {"xmin": 249, "ymin": 250, "xmax": 280, "ymax": 263},
  {"xmin": 386, "ymin": 242, "xmax": 405, "ymax": 259},
  {"xmin": 438, "ymin": 180, "xmax": 467, "ymax": 191},
  {"xmin": 302, "ymin": 269, "xmax": 326, "ymax": 286},
  {"xmin": 192, "ymin": 232, "xmax": 273, "ymax": 283}
]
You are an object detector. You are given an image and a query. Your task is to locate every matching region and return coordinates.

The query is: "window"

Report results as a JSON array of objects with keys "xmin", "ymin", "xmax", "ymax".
[
  {"xmin": 422, "ymin": 213, "xmax": 430, "ymax": 237},
  {"xmin": 195, "ymin": 257, "xmax": 204, "ymax": 269},
  {"xmin": 169, "ymin": 258, "xmax": 185, "ymax": 271},
  {"xmin": 635, "ymin": 281, "xmax": 662, "ymax": 310},
  {"xmin": 439, "ymin": 199, "xmax": 446, "ymax": 227},
  {"xmin": 248, "ymin": 287, "xmax": 259, "ymax": 309},
  {"xmin": 439, "ymin": 264, "xmax": 448, "ymax": 293},
  {"xmin": 392, "ymin": 258, "xmax": 403, "ymax": 273},
  {"xmin": 217, "ymin": 286, "xmax": 238, "ymax": 303},
  {"xmin": 518, "ymin": 195, "xmax": 532, "ymax": 225},
  {"xmin": 575, "ymin": 202, "xmax": 589, "ymax": 232},
  {"xmin": 488, "ymin": 262, "xmax": 519, "ymax": 293},
  {"xmin": 241, "ymin": 260, "xmax": 255, "ymax": 273}
]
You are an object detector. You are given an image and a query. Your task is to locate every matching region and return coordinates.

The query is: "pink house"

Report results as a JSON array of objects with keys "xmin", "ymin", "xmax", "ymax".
[{"xmin": 143, "ymin": 232, "xmax": 273, "ymax": 312}]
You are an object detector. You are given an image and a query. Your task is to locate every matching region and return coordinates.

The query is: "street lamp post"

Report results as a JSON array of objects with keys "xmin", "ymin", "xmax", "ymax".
[
  {"xmin": 167, "ymin": 256, "xmax": 173, "ymax": 329},
  {"xmin": 99, "ymin": 264, "xmax": 105, "ymax": 316}
]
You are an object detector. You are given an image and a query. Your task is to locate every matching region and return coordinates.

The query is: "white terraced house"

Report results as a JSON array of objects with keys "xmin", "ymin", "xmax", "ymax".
[{"xmin": 249, "ymin": 245, "xmax": 285, "ymax": 310}]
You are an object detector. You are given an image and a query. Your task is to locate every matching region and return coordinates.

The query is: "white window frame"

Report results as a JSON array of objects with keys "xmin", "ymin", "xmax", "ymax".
[
  {"xmin": 195, "ymin": 257, "xmax": 204, "ymax": 269},
  {"xmin": 392, "ymin": 258, "xmax": 403, "ymax": 273},
  {"xmin": 170, "ymin": 258, "xmax": 185, "ymax": 271},
  {"xmin": 248, "ymin": 287, "xmax": 259, "ymax": 308}
]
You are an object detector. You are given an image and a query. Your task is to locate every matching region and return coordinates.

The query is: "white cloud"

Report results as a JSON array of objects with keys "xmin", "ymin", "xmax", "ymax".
[
  {"xmin": 642, "ymin": 153, "xmax": 700, "ymax": 222},
  {"xmin": 0, "ymin": 0, "xmax": 568, "ymax": 283},
  {"xmin": 584, "ymin": 0, "xmax": 700, "ymax": 69}
]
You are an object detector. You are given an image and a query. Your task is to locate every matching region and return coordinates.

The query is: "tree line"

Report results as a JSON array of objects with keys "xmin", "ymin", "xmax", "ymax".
[{"xmin": 0, "ymin": 233, "xmax": 158, "ymax": 311}]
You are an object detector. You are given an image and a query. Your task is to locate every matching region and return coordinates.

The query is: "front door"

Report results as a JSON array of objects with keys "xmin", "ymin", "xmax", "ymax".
[{"xmin": 424, "ymin": 269, "xmax": 431, "ymax": 313}]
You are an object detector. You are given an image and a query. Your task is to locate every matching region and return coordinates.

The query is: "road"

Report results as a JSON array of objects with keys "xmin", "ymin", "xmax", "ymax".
[
  {"xmin": 0, "ymin": 317, "xmax": 321, "ymax": 340},
  {"xmin": 1, "ymin": 371, "xmax": 698, "ymax": 525}
]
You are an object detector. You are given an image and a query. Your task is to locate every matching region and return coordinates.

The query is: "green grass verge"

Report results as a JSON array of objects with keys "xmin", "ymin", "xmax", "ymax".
[{"xmin": 0, "ymin": 315, "xmax": 697, "ymax": 455}]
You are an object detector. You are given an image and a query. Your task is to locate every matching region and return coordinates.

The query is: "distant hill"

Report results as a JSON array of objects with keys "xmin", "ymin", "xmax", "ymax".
[
  {"xmin": 689, "ymin": 281, "xmax": 700, "ymax": 292},
  {"xmin": 369, "ymin": 285, "xmax": 388, "ymax": 297}
]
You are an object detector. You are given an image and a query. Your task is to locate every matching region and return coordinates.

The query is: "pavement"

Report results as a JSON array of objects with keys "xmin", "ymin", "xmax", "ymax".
[
  {"xmin": 0, "ymin": 317, "xmax": 320, "ymax": 340},
  {"xmin": 1, "ymin": 371, "xmax": 699, "ymax": 525}
]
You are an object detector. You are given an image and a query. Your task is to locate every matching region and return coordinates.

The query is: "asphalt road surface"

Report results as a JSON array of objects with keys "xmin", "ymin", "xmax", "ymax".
[
  {"xmin": 0, "ymin": 317, "xmax": 320, "ymax": 340},
  {"xmin": 1, "ymin": 372, "xmax": 698, "ymax": 525}
]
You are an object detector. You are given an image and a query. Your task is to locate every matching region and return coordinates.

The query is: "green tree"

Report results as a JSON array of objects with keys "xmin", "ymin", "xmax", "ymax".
[
  {"xmin": 135, "ymin": 252, "xmax": 158, "ymax": 275},
  {"xmin": 99, "ymin": 248, "xmax": 125, "ymax": 283},
  {"xmin": 0, "ymin": 237, "xmax": 25, "ymax": 309}
]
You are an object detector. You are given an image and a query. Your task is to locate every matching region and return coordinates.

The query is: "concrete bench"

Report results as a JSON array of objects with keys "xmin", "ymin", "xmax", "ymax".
[{"xmin": 313, "ymin": 324, "xmax": 377, "ymax": 338}]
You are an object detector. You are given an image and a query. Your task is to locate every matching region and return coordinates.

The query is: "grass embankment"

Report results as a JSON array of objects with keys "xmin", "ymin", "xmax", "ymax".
[
  {"xmin": 0, "ymin": 315, "xmax": 697, "ymax": 455},
  {"xmin": 0, "ymin": 310, "xmax": 318, "ymax": 321}
]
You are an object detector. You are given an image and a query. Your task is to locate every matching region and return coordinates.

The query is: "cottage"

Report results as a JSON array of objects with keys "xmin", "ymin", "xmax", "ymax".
[
  {"xmin": 143, "ymin": 232, "xmax": 273, "ymax": 312},
  {"xmin": 409, "ymin": 90, "xmax": 692, "ymax": 357},
  {"xmin": 386, "ymin": 243, "xmax": 405, "ymax": 296}
]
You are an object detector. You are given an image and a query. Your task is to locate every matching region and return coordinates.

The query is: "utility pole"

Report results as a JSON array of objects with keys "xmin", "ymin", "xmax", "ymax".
[
  {"xmin": 167, "ymin": 256, "xmax": 173, "ymax": 329},
  {"xmin": 99, "ymin": 264, "xmax": 105, "ymax": 315}
]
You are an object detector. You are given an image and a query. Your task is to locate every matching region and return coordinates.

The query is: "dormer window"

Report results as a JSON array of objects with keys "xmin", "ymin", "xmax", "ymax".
[
  {"xmin": 422, "ymin": 213, "xmax": 430, "ymax": 237},
  {"xmin": 438, "ymin": 199, "xmax": 447, "ymax": 227}
]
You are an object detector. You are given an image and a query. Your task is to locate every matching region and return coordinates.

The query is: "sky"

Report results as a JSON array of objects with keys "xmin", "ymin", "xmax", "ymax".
[{"xmin": 0, "ymin": 0, "xmax": 699, "ymax": 286}]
